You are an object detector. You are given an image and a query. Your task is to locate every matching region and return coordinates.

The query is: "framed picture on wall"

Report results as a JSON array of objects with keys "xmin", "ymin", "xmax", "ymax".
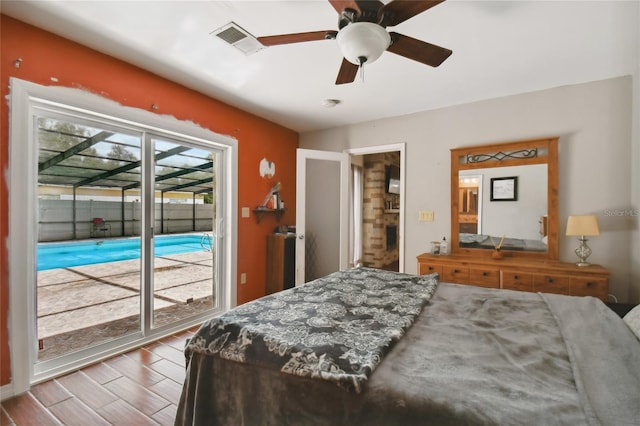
[{"xmin": 490, "ymin": 176, "xmax": 518, "ymax": 201}]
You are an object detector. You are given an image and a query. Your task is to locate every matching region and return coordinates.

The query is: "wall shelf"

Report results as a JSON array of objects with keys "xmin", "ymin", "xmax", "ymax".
[
  {"xmin": 384, "ymin": 209, "xmax": 399, "ymax": 214},
  {"xmin": 253, "ymin": 207, "xmax": 286, "ymax": 223}
]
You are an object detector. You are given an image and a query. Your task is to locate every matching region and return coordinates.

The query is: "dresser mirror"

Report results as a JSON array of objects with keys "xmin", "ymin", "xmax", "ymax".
[{"xmin": 450, "ymin": 137, "xmax": 559, "ymax": 260}]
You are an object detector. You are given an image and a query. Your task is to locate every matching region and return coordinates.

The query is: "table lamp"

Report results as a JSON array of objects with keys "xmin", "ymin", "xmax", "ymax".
[{"xmin": 565, "ymin": 215, "xmax": 600, "ymax": 267}]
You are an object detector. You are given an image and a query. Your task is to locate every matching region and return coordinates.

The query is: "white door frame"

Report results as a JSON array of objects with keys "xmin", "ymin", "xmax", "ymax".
[
  {"xmin": 345, "ymin": 143, "xmax": 406, "ymax": 273},
  {"xmin": 6, "ymin": 78, "xmax": 238, "ymax": 396}
]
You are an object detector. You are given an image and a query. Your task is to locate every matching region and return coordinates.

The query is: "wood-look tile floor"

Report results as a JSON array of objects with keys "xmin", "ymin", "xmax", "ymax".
[{"xmin": 1, "ymin": 327, "xmax": 196, "ymax": 425}]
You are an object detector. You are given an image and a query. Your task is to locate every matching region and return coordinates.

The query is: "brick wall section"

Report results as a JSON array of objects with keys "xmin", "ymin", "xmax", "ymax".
[{"xmin": 362, "ymin": 152, "xmax": 400, "ymax": 268}]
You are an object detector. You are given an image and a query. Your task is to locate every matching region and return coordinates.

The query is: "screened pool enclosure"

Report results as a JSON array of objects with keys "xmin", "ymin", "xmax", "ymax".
[{"xmin": 37, "ymin": 116, "xmax": 217, "ymax": 242}]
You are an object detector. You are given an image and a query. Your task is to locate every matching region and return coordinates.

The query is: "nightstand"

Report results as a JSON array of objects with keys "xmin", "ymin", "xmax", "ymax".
[{"xmin": 605, "ymin": 303, "xmax": 636, "ymax": 318}]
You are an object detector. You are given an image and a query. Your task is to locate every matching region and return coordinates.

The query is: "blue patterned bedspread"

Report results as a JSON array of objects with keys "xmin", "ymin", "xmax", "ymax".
[{"xmin": 185, "ymin": 267, "xmax": 439, "ymax": 393}]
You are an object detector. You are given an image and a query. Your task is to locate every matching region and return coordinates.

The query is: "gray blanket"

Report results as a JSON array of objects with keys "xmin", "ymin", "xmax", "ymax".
[
  {"xmin": 176, "ymin": 282, "xmax": 640, "ymax": 426},
  {"xmin": 185, "ymin": 267, "xmax": 439, "ymax": 392}
]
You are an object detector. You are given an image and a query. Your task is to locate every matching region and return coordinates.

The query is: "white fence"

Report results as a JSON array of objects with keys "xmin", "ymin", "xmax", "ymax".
[{"xmin": 38, "ymin": 199, "xmax": 214, "ymax": 242}]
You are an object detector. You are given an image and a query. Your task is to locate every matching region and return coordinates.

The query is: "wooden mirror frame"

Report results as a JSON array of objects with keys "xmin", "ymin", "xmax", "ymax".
[{"xmin": 450, "ymin": 137, "xmax": 559, "ymax": 260}]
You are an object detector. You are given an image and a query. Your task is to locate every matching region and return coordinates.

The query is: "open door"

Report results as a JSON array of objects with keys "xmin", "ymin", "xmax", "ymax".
[{"xmin": 295, "ymin": 149, "xmax": 349, "ymax": 285}]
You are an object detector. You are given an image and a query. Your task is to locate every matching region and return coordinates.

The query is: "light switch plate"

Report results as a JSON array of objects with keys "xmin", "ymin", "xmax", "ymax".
[
  {"xmin": 241, "ymin": 207, "xmax": 250, "ymax": 218},
  {"xmin": 419, "ymin": 210, "xmax": 434, "ymax": 222},
  {"xmin": 240, "ymin": 273, "xmax": 247, "ymax": 284}
]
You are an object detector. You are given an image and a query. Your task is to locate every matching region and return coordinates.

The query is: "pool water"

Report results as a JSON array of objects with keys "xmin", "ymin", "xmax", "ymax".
[{"xmin": 37, "ymin": 234, "xmax": 212, "ymax": 271}]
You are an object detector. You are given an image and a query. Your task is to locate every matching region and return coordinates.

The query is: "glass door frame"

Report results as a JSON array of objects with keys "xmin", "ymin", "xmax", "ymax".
[
  {"xmin": 7, "ymin": 78, "xmax": 238, "ymax": 394},
  {"xmin": 145, "ymin": 134, "xmax": 222, "ymax": 331}
]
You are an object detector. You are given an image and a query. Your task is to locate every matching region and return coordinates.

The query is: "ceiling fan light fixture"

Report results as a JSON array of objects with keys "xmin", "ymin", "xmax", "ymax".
[{"xmin": 336, "ymin": 22, "xmax": 391, "ymax": 66}]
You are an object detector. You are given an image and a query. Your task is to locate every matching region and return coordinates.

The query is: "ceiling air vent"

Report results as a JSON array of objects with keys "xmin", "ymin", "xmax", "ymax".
[{"xmin": 211, "ymin": 22, "xmax": 264, "ymax": 55}]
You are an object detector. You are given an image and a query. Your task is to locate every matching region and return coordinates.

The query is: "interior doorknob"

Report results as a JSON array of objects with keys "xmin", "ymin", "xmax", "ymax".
[{"xmin": 298, "ymin": 234, "xmax": 305, "ymax": 240}]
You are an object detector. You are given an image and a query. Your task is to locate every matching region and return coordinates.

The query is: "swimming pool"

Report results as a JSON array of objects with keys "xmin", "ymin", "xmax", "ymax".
[{"xmin": 37, "ymin": 234, "xmax": 213, "ymax": 271}]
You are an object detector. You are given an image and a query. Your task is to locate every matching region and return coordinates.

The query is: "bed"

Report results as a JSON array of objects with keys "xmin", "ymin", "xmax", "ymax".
[
  {"xmin": 459, "ymin": 233, "xmax": 548, "ymax": 252},
  {"xmin": 175, "ymin": 267, "xmax": 640, "ymax": 426}
]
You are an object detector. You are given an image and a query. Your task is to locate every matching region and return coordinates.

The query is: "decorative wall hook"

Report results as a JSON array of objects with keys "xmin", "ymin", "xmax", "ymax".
[
  {"xmin": 14, "ymin": 58, "xmax": 23, "ymax": 68},
  {"xmin": 151, "ymin": 103, "xmax": 159, "ymax": 110}
]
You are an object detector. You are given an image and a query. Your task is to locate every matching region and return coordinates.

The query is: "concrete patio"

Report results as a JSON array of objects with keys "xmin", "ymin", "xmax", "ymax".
[{"xmin": 36, "ymin": 250, "xmax": 215, "ymax": 360}]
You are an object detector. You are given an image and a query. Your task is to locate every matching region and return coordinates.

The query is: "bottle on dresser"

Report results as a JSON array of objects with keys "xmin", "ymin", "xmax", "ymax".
[{"xmin": 440, "ymin": 237, "xmax": 449, "ymax": 255}]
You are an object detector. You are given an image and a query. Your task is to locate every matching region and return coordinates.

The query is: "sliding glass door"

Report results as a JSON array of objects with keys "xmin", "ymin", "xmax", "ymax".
[
  {"xmin": 34, "ymin": 114, "xmax": 224, "ymax": 364},
  {"xmin": 36, "ymin": 114, "xmax": 145, "ymax": 362},
  {"xmin": 150, "ymin": 137, "xmax": 218, "ymax": 329},
  {"xmin": 9, "ymin": 79, "xmax": 237, "ymax": 392}
]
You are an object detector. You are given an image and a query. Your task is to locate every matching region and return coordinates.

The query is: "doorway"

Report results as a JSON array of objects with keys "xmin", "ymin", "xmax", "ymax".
[
  {"xmin": 8, "ymin": 78, "xmax": 237, "ymax": 391},
  {"xmin": 458, "ymin": 173, "xmax": 483, "ymax": 235},
  {"xmin": 33, "ymin": 111, "xmax": 222, "ymax": 368},
  {"xmin": 346, "ymin": 144, "xmax": 405, "ymax": 273},
  {"xmin": 294, "ymin": 145, "xmax": 404, "ymax": 283}
]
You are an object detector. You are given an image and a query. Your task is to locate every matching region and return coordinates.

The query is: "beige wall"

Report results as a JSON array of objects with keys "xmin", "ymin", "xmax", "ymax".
[
  {"xmin": 300, "ymin": 76, "xmax": 638, "ymax": 303},
  {"xmin": 631, "ymin": 5, "xmax": 640, "ymax": 304}
]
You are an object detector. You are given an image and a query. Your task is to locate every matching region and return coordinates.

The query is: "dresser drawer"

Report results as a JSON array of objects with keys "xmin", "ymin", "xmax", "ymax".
[
  {"xmin": 419, "ymin": 262, "xmax": 443, "ymax": 276},
  {"xmin": 416, "ymin": 253, "xmax": 609, "ymax": 300},
  {"xmin": 442, "ymin": 266, "xmax": 469, "ymax": 284},
  {"xmin": 501, "ymin": 271, "xmax": 533, "ymax": 292},
  {"xmin": 469, "ymin": 268, "xmax": 500, "ymax": 288},
  {"xmin": 533, "ymin": 274, "xmax": 570, "ymax": 295},
  {"xmin": 570, "ymin": 277, "xmax": 608, "ymax": 300}
]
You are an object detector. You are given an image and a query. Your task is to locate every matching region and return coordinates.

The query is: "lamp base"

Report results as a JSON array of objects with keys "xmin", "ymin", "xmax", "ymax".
[{"xmin": 574, "ymin": 236, "xmax": 593, "ymax": 267}]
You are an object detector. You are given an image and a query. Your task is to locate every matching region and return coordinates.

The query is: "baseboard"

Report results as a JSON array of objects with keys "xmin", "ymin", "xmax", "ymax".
[{"xmin": 0, "ymin": 382, "xmax": 15, "ymax": 402}]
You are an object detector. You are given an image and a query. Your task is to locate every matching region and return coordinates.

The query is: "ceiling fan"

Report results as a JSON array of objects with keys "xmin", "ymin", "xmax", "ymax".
[{"xmin": 257, "ymin": 0, "xmax": 452, "ymax": 85}]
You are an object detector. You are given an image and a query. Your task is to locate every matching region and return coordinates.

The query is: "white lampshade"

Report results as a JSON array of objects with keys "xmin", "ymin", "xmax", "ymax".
[
  {"xmin": 336, "ymin": 22, "xmax": 391, "ymax": 66},
  {"xmin": 566, "ymin": 215, "xmax": 600, "ymax": 236}
]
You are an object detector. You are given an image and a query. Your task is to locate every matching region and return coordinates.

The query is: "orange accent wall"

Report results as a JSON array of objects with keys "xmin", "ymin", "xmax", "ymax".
[{"xmin": 0, "ymin": 15, "xmax": 298, "ymax": 387}]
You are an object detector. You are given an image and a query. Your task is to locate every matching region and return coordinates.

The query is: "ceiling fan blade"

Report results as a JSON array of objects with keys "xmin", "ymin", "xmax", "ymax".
[
  {"xmin": 335, "ymin": 58, "xmax": 359, "ymax": 85},
  {"xmin": 380, "ymin": 0, "xmax": 446, "ymax": 27},
  {"xmin": 388, "ymin": 32, "xmax": 452, "ymax": 67},
  {"xmin": 258, "ymin": 31, "xmax": 337, "ymax": 46}
]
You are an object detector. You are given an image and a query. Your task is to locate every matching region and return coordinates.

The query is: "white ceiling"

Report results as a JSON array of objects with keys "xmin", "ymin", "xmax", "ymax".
[{"xmin": 2, "ymin": 1, "xmax": 638, "ymax": 133}]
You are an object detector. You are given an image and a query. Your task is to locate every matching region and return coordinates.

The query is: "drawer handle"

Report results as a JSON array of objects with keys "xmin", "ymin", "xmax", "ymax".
[
  {"xmin": 586, "ymin": 282, "xmax": 593, "ymax": 287},
  {"xmin": 547, "ymin": 278, "xmax": 554, "ymax": 283},
  {"xmin": 428, "ymin": 267, "xmax": 434, "ymax": 271},
  {"xmin": 514, "ymin": 275, "xmax": 519, "ymax": 280},
  {"xmin": 453, "ymin": 269, "xmax": 460, "ymax": 273},
  {"xmin": 482, "ymin": 272, "xmax": 488, "ymax": 276}
]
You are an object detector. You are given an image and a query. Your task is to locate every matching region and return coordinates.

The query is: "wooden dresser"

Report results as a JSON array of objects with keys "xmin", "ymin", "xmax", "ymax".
[{"xmin": 417, "ymin": 253, "xmax": 609, "ymax": 301}]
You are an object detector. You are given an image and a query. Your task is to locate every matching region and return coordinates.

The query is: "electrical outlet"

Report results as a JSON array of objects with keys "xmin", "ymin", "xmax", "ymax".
[
  {"xmin": 240, "ymin": 273, "xmax": 247, "ymax": 284},
  {"xmin": 419, "ymin": 210, "xmax": 434, "ymax": 222}
]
